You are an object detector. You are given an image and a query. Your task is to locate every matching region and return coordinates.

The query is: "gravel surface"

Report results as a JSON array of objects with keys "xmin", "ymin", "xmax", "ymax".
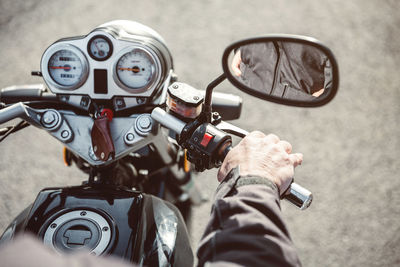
[{"xmin": 0, "ymin": 1, "xmax": 399, "ymax": 266}]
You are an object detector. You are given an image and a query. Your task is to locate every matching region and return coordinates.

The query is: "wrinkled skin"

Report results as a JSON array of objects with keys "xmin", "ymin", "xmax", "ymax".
[{"xmin": 218, "ymin": 131, "xmax": 303, "ymax": 195}]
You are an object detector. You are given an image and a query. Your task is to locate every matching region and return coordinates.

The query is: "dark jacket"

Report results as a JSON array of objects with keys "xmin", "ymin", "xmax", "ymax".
[
  {"xmin": 240, "ymin": 42, "xmax": 332, "ymax": 101},
  {"xmin": 197, "ymin": 167, "xmax": 301, "ymax": 267}
]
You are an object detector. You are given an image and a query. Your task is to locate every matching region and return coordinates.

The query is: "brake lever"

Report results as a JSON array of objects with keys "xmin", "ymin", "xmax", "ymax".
[{"xmin": 214, "ymin": 120, "xmax": 247, "ymax": 138}]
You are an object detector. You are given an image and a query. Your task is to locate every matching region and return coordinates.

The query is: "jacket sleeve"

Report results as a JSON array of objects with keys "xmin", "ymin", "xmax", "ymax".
[{"xmin": 197, "ymin": 167, "xmax": 301, "ymax": 267}]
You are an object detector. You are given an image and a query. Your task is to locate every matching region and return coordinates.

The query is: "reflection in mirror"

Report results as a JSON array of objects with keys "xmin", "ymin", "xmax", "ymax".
[{"xmin": 228, "ymin": 41, "xmax": 333, "ymax": 102}]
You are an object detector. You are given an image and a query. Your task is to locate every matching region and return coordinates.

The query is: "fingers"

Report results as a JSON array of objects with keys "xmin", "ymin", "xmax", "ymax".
[
  {"xmin": 247, "ymin": 130, "xmax": 265, "ymax": 138},
  {"xmin": 265, "ymin": 133, "xmax": 280, "ymax": 144},
  {"xmin": 248, "ymin": 131, "xmax": 280, "ymax": 143},
  {"xmin": 279, "ymin": 140, "xmax": 292, "ymax": 154},
  {"xmin": 289, "ymin": 153, "xmax": 303, "ymax": 167}
]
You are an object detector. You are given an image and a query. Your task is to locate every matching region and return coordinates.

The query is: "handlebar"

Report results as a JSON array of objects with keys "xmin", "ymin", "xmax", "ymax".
[
  {"xmin": 0, "ymin": 84, "xmax": 57, "ymax": 104},
  {"xmin": 151, "ymin": 107, "xmax": 313, "ymax": 210}
]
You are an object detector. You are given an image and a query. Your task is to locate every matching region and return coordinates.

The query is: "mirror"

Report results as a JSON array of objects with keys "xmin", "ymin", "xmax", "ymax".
[{"xmin": 222, "ymin": 35, "xmax": 339, "ymax": 107}]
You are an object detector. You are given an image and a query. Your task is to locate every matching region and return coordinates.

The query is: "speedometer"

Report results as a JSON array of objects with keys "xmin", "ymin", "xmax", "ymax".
[
  {"xmin": 48, "ymin": 50, "xmax": 84, "ymax": 87},
  {"xmin": 115, "ymin": 48, "xmax": 158, "ymax": 91},
  {"xmin": 42, "ymin": 44, "xmax": 89, "ymax": 90}
]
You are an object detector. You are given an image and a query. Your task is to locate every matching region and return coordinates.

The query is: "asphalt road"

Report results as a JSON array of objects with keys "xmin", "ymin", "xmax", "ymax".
[{"xmin": 0, "ymin": 1, "xmax": 399, "ymax": 266}]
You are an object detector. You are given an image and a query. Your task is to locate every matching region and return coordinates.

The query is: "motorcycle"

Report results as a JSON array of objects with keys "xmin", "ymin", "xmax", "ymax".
[{"xmin": 0, "ymin": 20, "xmax": 338, "ymax": 266}]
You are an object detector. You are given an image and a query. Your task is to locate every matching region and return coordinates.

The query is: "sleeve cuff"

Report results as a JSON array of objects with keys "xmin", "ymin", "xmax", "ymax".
[{"xmin": 214, "ymin": 166, "xmax": 279, "ymax": 200}]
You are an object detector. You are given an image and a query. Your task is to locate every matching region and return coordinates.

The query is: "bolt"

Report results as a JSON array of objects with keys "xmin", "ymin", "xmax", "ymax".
[
  {"xmin": 61, "ymin": 130, "xmax": 69, "ymax": 138},
  {"xmin": 102, "ymin": 226, "xmax": 109, "ymax": 232},
  {"xmin": 80, "ymin": 211, "xmax": 87, "ymax": 216},
  {"xmin": 126, "ymin": 133, "xmax": 134, "ymax": 141},
  {"xmin": 172, "ymin": 84, "xmax": 179, "ymax": 89},
  {"xmin": 116, "ymin": 99, "xmax": 123, "ymax": 106},
  {"xmin": 50, "ymin": 223, "xmax": 57, "ymax": 229},
  {"xmin": 101, "ymin": 152, "xmax": 105, "ymax": 159},
  {"xmin": 138, "ymin": 117, "xmax": 151, "ymax": 129},
  {"xmin": 42, "ymin": 111, "xmax": 56, "ymax": 125},
  {"xmin": 193, "ymin": 96, "xmax": 199, "ymax": 101},
  {"xmin": 93, "ymin": 146, "xmax": 97, "ymax": 152}
]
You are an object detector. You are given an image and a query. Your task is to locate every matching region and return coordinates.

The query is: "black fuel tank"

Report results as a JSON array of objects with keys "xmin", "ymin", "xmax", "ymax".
[{"xmin": 1, "ymin": 184, "xmax": 193, "ymax": 266}]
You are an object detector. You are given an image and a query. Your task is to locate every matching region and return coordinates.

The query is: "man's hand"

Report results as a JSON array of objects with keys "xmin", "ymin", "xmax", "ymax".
[
  {"xmin": 217, "ymin": 131, "xmax": 303, "ymax": 195},
  {"xmin": 231, "ymin": 50, "xmax": 242, "ymax": 76}
]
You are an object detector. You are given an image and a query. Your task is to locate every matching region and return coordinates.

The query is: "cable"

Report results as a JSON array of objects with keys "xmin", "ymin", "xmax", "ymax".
[{"xmin": 0, "ymin": 120, "xmax": 30, "ymax": 142}]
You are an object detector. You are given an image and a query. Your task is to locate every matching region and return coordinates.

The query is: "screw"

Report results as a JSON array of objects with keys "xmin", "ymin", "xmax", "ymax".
[
  {"xmin": 101, "ymin": 152, "xmax": 105, "ymax": 159},
  {"xmin": 193, "ymin": 96, "xmax": 199, "ymax": 101},
  {"xmin": 93, "ymin": 146, "xmax": 97, "ymax": 152},
  {"xmin": 61, "ymin": 130, "xmax": 69, "ymax": 138},
  {"xmin": 126, "ymin": 133, "xmax": 134, "ymax": 141},
  {"xmin": 50, "ymin": 223, "xmax": 57, "ymax": 229},
  {"xmin": 173, "ymin": 84, "xmax": 179, "ymax": 89},
  {"xmin": 102, "ymin": 226, "xmax": 109, "ymax": 232},
  {"xmin": 80, "ymin": 211, "xmax": 87, "ymax": 216}
]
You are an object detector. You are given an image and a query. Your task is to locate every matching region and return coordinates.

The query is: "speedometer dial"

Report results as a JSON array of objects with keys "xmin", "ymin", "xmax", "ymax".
[
  {"xmin": 116, "ymin": 48, "xmax": 156, "ymax": 90},
  {"xmin": 48, "ymin": 50, "xmax": 86, "ymax": 87}
]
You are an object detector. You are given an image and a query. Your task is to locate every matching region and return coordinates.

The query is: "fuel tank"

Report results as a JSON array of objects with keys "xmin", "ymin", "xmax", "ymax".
[{"xmin": 0, "ymin": 184, "xmax": 193, "ymax": 266}]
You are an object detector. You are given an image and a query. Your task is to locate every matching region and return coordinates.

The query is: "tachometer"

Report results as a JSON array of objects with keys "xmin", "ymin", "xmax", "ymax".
[{"xmin": 115, "ymin": 48, "xmax": 158, "ymax": 92}]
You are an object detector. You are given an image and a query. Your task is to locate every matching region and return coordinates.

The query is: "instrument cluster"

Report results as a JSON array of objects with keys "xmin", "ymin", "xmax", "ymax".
[{"xmin": 41, "ymin": 26, "xmax": 170, "ymax": 110}]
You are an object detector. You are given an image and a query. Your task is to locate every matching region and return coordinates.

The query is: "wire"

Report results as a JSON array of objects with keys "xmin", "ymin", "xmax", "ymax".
[{"xmin": 0, "ymin": 120, "xmax": 30, "ymax": 142}]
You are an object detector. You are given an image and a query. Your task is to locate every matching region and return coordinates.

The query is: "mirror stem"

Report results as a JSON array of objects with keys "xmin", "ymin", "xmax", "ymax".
[{"xmin": 204, "ymin": 73, "xmax": 226, "ymax": 120}]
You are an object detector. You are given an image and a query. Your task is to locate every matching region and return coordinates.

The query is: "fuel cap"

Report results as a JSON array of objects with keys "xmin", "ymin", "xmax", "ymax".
[{"xmin": 43, "ymin": 210, "xmax": 112, "ymax": 255}]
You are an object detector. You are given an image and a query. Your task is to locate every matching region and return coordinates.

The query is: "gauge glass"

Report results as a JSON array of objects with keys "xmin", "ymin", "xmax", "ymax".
[
  {"xmin": 88, "ymin": 36, "xmax": 112, "ymax": 60},
  {"xmin": 116, "ymin": 49, "xmax": 156, "ymax": 90},
  {"xmin": 48, "ymin": 50, "xmax": 85, "ymax": 87}
]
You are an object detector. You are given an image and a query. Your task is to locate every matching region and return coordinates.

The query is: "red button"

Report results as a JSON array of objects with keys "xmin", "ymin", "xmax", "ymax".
[{"xmin": 200, "ymin": 133, "xmax": 214, "ymax": 147}]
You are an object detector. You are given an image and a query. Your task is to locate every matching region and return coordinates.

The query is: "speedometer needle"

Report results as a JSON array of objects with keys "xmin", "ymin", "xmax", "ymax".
[
  {"xmin": 50, "ymin": 66, "xmax": 71, "ymax": 70},
  {"xmin": 118, "ymin": 67, "xmax": 140, "ymax": 73}
]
